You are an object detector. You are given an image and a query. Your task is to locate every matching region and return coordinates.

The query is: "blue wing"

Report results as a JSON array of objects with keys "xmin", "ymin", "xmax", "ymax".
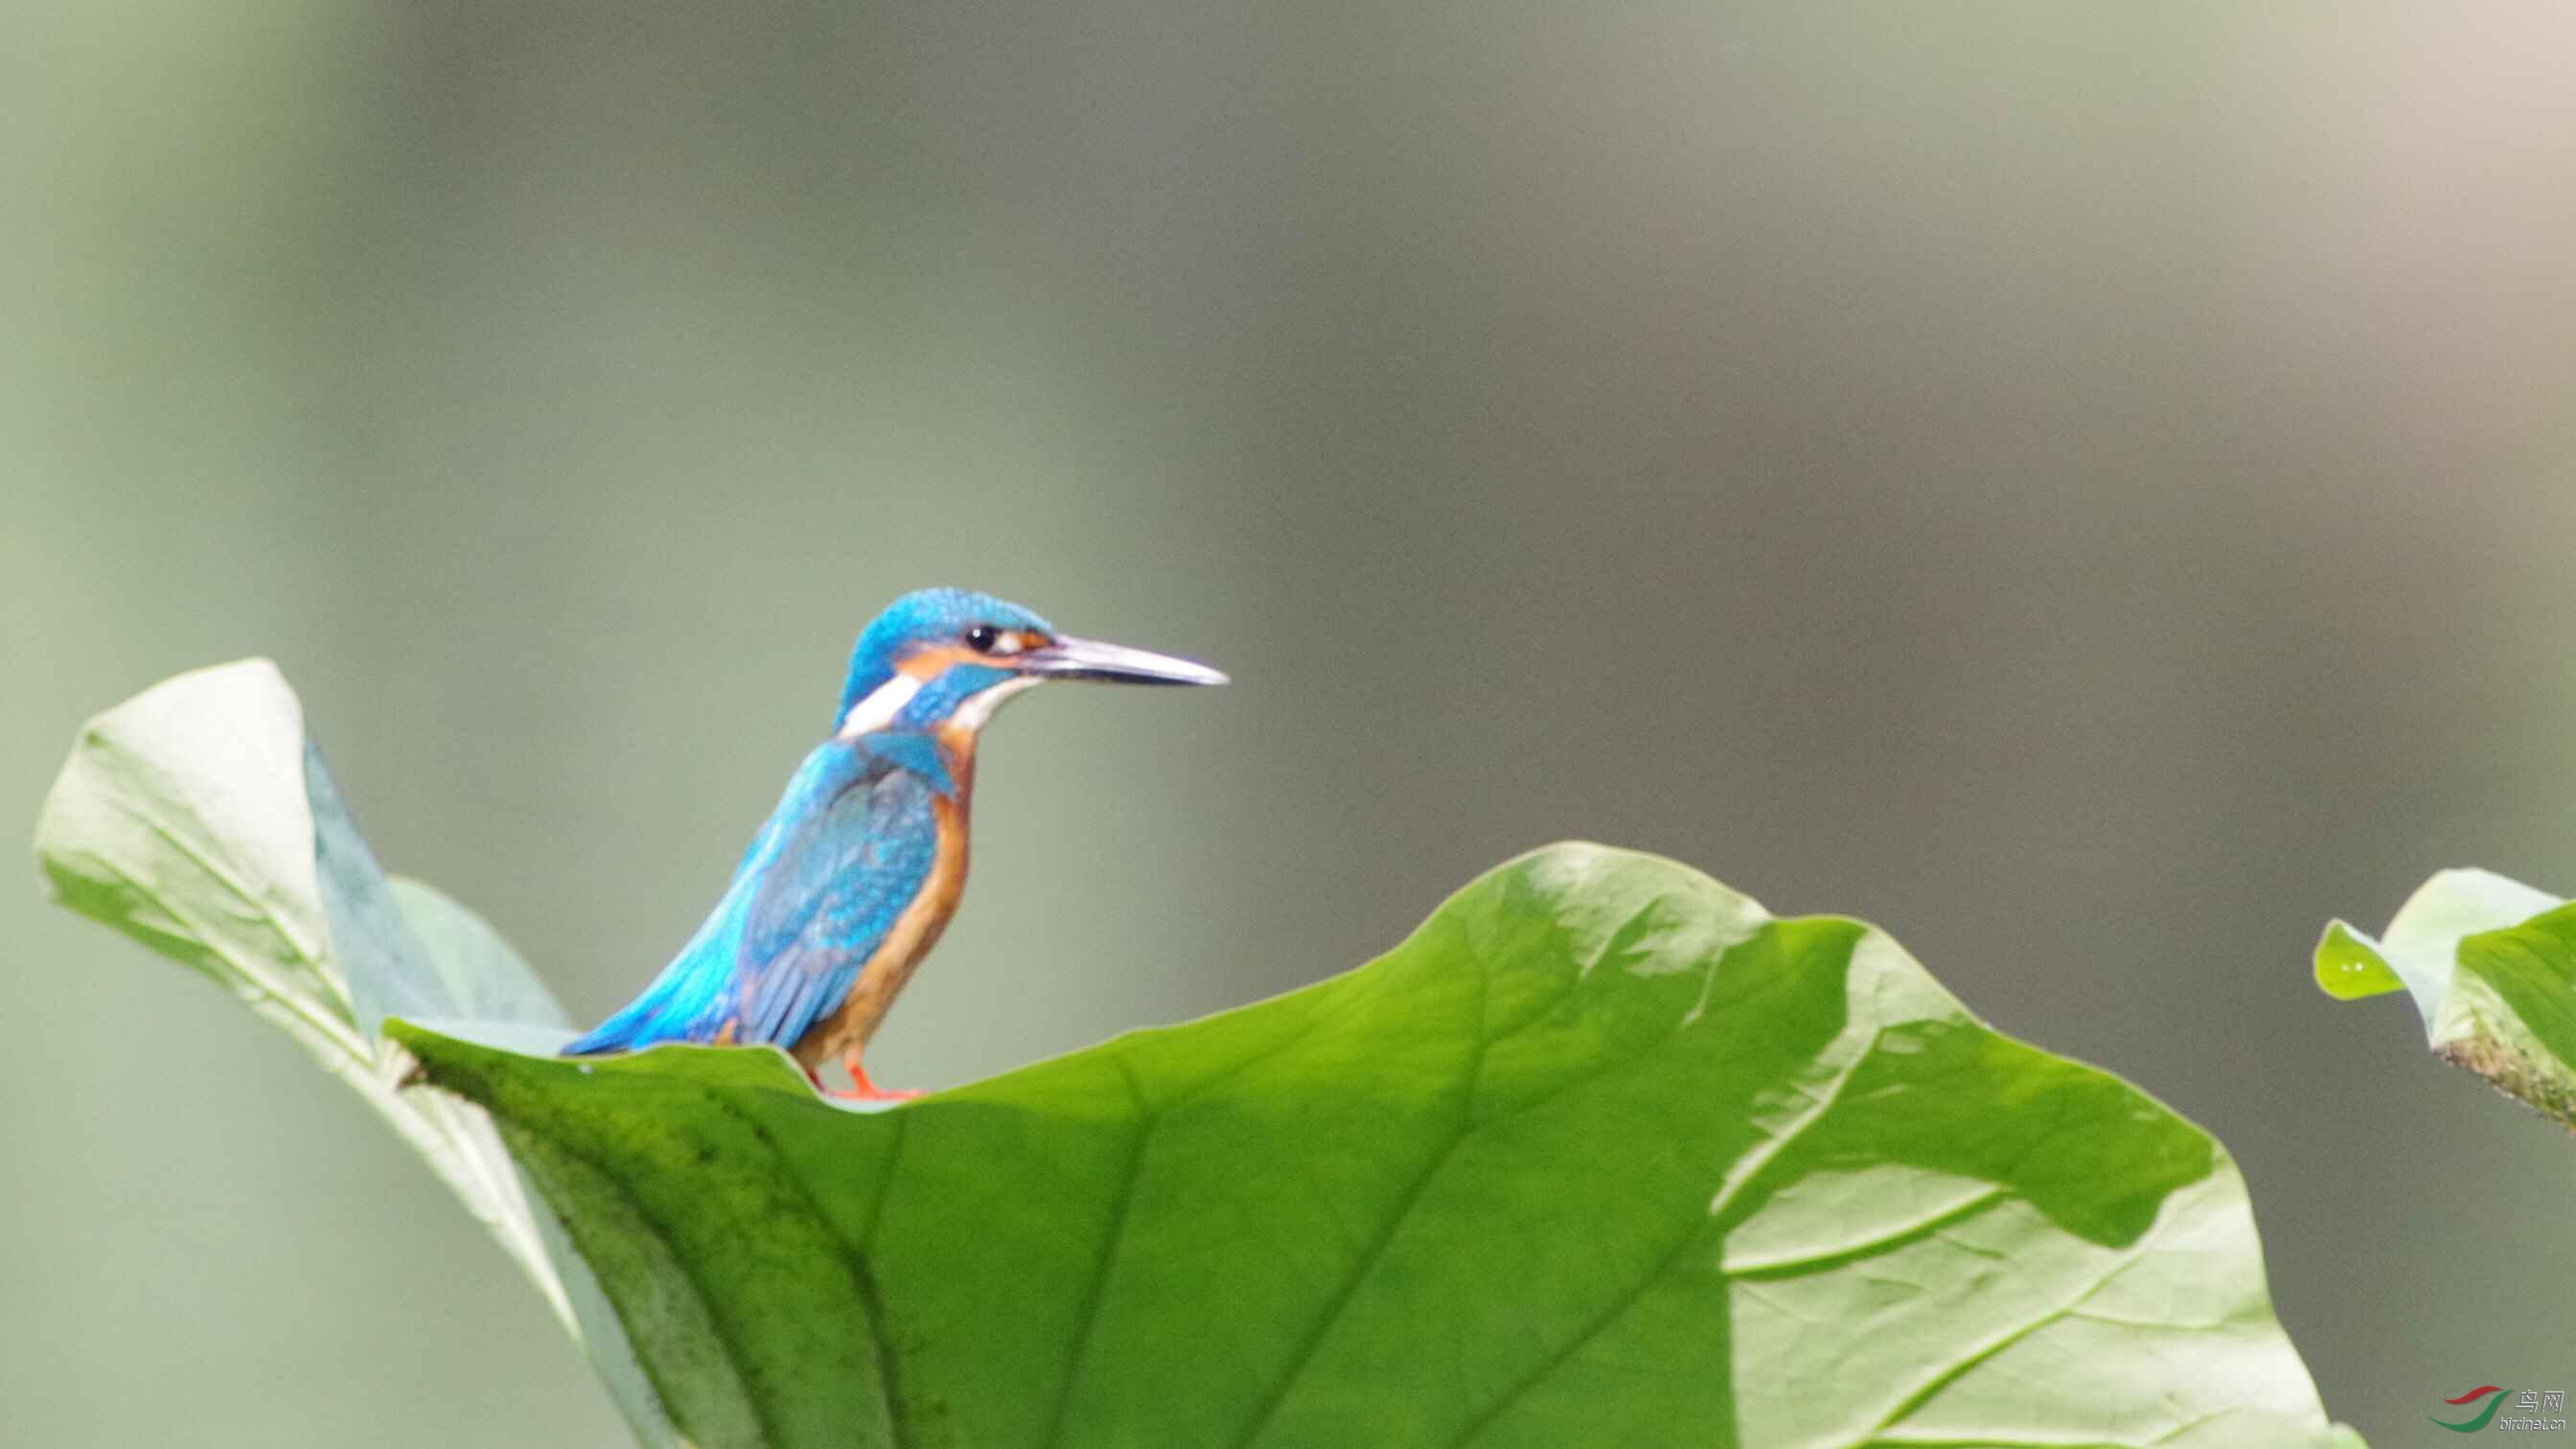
[{"xmin": 563, "ymin": 738, "xmax": 942, "ymax": 1056}]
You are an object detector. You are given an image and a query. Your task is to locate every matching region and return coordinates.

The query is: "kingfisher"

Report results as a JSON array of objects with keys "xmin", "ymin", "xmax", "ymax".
[{"xmin": 563, "ymin": 587, "xmax": 1226, "ymax": 1099}]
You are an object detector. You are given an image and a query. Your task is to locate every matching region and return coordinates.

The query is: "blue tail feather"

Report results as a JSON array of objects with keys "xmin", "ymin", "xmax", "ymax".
[{"xmin": 561, "ymin": 901, "xmax": 748, "ymax": 1055}]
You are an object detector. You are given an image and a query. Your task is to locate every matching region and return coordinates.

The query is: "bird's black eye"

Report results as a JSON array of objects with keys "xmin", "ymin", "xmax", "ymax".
[{"xmin": 965, "ymin": 625, "xmax": 1000, "ymax": 654}]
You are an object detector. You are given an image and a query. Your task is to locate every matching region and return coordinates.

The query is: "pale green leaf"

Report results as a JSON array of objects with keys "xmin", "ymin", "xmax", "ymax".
[
  {"xmin": 33, "ymin": 660, "xmax": 673, "ymax": 1449},
  {"xmin": 2314, "ymin": 869, "xmax": 2576, "ymax": 1128}
]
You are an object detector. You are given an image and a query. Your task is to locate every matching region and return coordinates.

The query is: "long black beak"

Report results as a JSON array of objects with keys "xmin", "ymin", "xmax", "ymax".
[{"xmin": 1020, "ymin": 634, "xmax": 1229, "ymax": 686}]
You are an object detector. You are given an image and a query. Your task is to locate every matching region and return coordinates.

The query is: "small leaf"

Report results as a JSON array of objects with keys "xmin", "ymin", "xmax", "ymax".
[
  {"xmin": 2319, "ymin": 869, "xmax": 2576, "ymax": 1130},
  {"xmin": 2312, "ymin": 920, "xmax": 2404, "ymax": 1000}
]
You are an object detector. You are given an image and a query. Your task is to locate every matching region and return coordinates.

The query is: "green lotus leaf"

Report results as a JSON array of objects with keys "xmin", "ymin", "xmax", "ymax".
[{"xmin": 42, "ymin": 662, "xmax": 2360, "ymax": 1447}]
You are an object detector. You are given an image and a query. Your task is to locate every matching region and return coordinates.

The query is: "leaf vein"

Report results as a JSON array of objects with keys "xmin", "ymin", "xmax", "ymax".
[
  {"xmin": 1041, "ymin": 1056, "xmax": 1155, "ymax": 1449},
  {"xmin": 1227, "ymin": 921, "xmax": 1492, "ymax": 1449},
  {"xmin": 708, "ymin": 1096, "xmax": 909, "ymax": 1449}
]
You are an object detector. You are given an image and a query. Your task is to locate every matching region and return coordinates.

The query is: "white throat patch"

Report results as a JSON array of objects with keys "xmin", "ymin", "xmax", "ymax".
[
  {"xmin": 945, "ymin": 675, "xmax": 1043, "ymax": 733},
  {"xmin": 837, "ymin": 674, "xmax": 921, "ymax": 738}
]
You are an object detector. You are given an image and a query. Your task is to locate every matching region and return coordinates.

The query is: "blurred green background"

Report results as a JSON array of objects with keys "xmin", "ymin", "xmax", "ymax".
[{"xmin": 12, "ymin": 3, "xmax": 2576, "ymax": 1444}]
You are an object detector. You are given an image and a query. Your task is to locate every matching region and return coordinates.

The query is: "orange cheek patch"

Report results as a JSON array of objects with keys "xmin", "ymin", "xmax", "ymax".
[{"xmin": 898, "ymin": 645, "xmax": 985, "ymax": 680}]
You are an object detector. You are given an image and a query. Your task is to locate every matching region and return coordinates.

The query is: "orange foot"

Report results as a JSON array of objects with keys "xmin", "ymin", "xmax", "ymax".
[{"xmin": 807, "ymin": 1057, "xmax": 923, "ymax": 1103}]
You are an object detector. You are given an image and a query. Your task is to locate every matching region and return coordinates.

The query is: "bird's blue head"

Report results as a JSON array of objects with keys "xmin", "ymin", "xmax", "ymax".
[{"xmin": 834, "ymin": 586, "xmax": 1226, "ymax": 739}]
